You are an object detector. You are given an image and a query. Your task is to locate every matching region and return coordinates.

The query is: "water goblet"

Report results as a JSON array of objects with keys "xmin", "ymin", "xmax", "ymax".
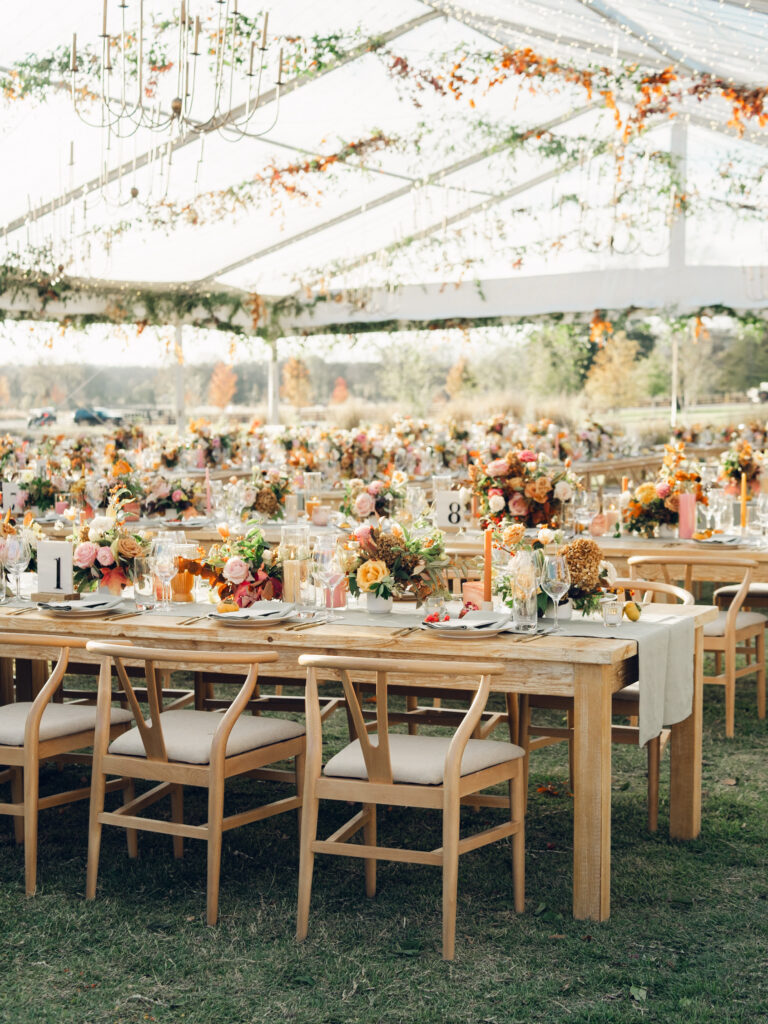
[{"xmin": 541, "ymin": 554, "xmax": 571, "ymax": 632}]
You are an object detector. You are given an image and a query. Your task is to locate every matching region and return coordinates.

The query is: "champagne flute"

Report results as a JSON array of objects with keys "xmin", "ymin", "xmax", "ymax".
[
  {"xmin": 541, "ymin": 554, "xmax": 571, "ymax": 632},
  {"xmin": 2, "ymin": 535, "xmax": 31, "ymax": 603}
]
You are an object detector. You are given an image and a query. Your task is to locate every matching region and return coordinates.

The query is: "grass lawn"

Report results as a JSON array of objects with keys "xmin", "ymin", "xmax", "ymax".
[{"xmin": 1, "ymin": 677, "xmax": 767, "ymax": 1024}]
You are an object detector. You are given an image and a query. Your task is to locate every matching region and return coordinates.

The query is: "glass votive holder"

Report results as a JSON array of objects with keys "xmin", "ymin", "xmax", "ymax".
[
  {"xmin": 600, "ymin": 595, "xmax": 623, "ymax": 628},
  {"xmin": 133, "ymin": 558, "xmax": 156, "ymax": 611}
]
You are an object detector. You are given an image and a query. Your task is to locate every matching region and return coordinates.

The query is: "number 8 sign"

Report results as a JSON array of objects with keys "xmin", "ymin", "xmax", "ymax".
[{"xmin": 435, "ymin": 491, "xmax": 468, "ymax": 529}]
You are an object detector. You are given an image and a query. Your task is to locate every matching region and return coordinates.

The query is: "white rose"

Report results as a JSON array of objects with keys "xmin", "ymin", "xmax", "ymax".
[
  {"xmin": 554, "ymin": 480, "xmax": 573, "ymax": 502},
  {"xmin": 372, "ymin": 443, "xmax": 383, "ymax": 457},
  {"xmin": 20, "ymin": 469, "xmax": 34, "ymax": 484},
  {"xmin": 458, "ymin": 487, "xmax": 472, "ymax": 507},
  {"xmin": 537, "ymin": 527, "xmax": 554, "ymax": 546},
  {"xmin": 489, "ymin": 494, "xmax": 506, "ymax": 513},
  {"xmin": 618, "ymin": 490, "xmax": 631, "ymax": 508}
]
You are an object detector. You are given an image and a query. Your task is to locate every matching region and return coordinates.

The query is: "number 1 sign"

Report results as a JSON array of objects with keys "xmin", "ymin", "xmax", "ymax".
[{"xmin": 36, "ymin": 541, "xmax": 74, "ymax": 595}]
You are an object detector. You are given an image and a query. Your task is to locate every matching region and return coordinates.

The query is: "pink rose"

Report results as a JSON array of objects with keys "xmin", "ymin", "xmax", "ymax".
[
  {"xmin": 367, "ymin": 481, "xmax": 385, "ymax": 495},
  {"xmin": 354, "ymin": 492, "xmax": 376, "ymax": 516},
  {"xmin": 508, "ymin": 494, "xmax": 529, "ymax": 517},
  {"xmin": 486, "ymin": 459, "xmax": 509, "ymax": 478},
  {"xmin": 171, "ymin": 489, "xmax": 185, "ymax": 503},
  {"xmin": 519, "ymin": 449, "xmax": 537, "ymax": 463},
  {"xmin": 73, "ymin": 542, "xmax": 99, "ymax": 568},
  {"xmin": 488, "ymin": 487, "xmax": 503, "ymax": 497},
  {"xmin": 96, "ymin": 546, "xmax": 115, "ymax": 567},
  {"xmin": 655, "ymin": 482, "xmax": 671, "ymax": 499},
  {"xmin": 223, "ymin": 556, "xmax": 250, "ymax": 585}
]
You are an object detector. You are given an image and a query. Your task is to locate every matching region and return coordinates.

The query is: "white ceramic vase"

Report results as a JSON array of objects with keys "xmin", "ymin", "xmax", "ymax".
[{"xmin": 366, "ymin": 593, "xmax": 394, "ymax": 614}]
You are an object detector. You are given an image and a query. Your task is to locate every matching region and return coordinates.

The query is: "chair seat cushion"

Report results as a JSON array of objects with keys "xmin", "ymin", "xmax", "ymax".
[
  {"xmin": 614, "ymin": 682, "xmax": 640, "ymax": 701},
  {"xmin": 703, "ymin": 610, "xmax": 767, "ymax": 637},
  {"xmin": 324, "ymin": 733, "xmax": 524, "ymax": 786},
  {"xmin": 714, "ymin": 582, "xmax": 768, "ymax": 599},
  {"xmin": 108, "ymin": 709, "xmax": 305, "ymax": 765},
  {"xmin": 0, "ymin": 702, "xmax": 133, "ymax": 747}
]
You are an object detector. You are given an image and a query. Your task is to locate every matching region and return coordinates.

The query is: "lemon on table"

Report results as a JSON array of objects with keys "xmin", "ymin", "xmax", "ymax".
[{"xmin": 623, "ymin": 600, "xmax": 642, "ymax": 621}]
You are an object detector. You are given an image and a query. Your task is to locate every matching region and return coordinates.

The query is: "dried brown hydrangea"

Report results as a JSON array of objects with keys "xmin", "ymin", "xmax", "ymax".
[
  {"xmin": 254, "ymin": 489, "xmax": 279, "ymax": 515},
  {"xmin": 372, "ymin": 529, "xmax": 419, "ymax": 575},
  {"xmin": 562, "ymin": 537, "xmax": 602, "ymax": 593}
]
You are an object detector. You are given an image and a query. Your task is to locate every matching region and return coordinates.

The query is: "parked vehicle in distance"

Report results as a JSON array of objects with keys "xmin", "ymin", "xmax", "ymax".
[
  {"xmin": 73, "ymin": 407, "xmax": 124, "ymax": 426},
  {"xmin": 27, "ymin": 408, "xmax": 57, "ymax": 427},
  {"xmin": 747, "ymin": 382, "xmax": 768, "ymax": 403}
]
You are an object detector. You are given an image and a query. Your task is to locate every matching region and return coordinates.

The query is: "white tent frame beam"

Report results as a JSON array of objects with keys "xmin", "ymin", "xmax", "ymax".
[
  {"xmin": 201, "ymin": 100, "xmax": 600, "ymax": 282},
  {"xmin": 574, "ymin": 0, "xmax": 716, "ymax": 76},
  {"xmin": 421, "ymin": 1, "xmax": 671, "ymax": 70},
  {"xmin": 0, "ymin": 9, "xmax": 442, "ymax": 238}
]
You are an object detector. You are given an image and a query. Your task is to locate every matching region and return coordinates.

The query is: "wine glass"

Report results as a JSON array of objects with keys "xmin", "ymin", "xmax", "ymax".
[
  {"xmin": 313, "ymin": 546, "xmax": 345, "ymax": 621},
  {"xmin": 150, "ymin": 539, "xmax": 178, "ymax": 611},
  {"xmin": 541, "ymin": 554, "xmax": 571, "ymax": 632},
  {"xmin": 2, "ymin": 535, "xmax": 31, "ymax": 603}
]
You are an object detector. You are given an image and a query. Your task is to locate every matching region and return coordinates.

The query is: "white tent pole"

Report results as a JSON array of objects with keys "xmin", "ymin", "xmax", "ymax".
[
  {"xmin": 669, "ymin": 119, "xmax": 688, "ymax": 428},
  {"xmin": 266, "ymin": 339, "xmax": 279, "ymax": 425},
  {"xmin": 174, "ymin": 322, "xmax": 185, "ymax": 434}
]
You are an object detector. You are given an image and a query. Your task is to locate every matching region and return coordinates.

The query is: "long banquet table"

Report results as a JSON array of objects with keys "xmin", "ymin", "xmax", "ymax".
[{"xmin": 0, "ymin": 600, "xmax": 715, "ymax": 922}]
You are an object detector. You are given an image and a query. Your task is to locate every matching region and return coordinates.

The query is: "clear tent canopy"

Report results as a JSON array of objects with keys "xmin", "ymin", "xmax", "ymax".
[{"xmin": 1, "ymin": 0, "xmax": 768, "ymax": 349}]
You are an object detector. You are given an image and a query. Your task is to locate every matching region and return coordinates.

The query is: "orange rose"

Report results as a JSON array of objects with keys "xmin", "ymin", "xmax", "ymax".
[
  {"xmin": 356, "ymin": 559, "xmax": 390, "ymax": 592},
  {"xmin": 524, "ymin": 477, "xmax": 553, "ymax": 503}
]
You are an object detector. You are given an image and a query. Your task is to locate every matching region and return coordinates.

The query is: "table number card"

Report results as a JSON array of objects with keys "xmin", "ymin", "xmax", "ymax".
[
  {"xmin": 435, "ymin": 491, "xmax": 469, "ymax": 530},
  {"xmin": 36, "ymin": 541, "xmax": 74, "ymax": 595},
  {"xmin": 2, "ymin": 481, "xmax": 23, "ymax": 514}
]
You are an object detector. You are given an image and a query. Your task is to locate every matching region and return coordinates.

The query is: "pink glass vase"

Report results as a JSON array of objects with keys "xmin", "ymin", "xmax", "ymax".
[{"xmin": 678, "ymin": 492, "xmax": 696, "ymax": 539}]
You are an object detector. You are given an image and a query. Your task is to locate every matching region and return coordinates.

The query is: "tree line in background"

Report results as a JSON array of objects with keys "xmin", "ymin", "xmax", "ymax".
[{"xmin": 0, "ymin": 320, "xmax": 766, "ymax": 417}]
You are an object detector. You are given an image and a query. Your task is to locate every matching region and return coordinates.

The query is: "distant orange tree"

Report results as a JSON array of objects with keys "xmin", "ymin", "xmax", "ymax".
[
  {"xmin": 281, "ymin": 357, "xmax": 313, "ymax": 408},
  {"xmin": 209, "ymin": 362, "xmax": 238, "ymax": 409},
  {"xmin": 330, "ymin": 376, "xmax": 349, "ymax": 404}
]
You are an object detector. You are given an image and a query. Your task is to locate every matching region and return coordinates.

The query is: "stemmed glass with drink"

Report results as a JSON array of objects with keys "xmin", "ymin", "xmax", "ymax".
[
  {"xmin": 541, "ymin": 554, "xmax": 571, "ymax": 632},
  {"xmin": 150, "ymin": 538, "xmax": 178, "ymax": 611},
  {"xmin": 313, "ymin": 544, "xmax": 345, "ymax": 621}
]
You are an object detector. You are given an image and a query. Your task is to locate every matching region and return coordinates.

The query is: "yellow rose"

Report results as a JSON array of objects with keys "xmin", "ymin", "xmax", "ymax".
[
  {"xmin": 356, "ymin": 559, "xmax": 390, "ymax": 592},
  {"xmin": 501, "ymin": 523, "xmax": 526, "ymax": 547},
  {"xmin": 635, "ymin": 483, "xmax": 657, "ymax": 505}
]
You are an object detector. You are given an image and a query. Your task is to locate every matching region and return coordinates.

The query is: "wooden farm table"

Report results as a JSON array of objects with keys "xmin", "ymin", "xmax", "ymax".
[
  {"xmin": 0, "ymin": 601, "xmax": 714, "ymax": 922},
  {"xmin": 445, "ymin": 533, "xmax": 768, "ymax": 584}
]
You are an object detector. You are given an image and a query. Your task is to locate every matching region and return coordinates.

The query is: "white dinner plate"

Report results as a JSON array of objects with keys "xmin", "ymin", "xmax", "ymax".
[
  {"xmin": 420, "ymin": 623, "xmax": 507, "ymax": 639},
  {"xmin": 37, "ymin": 597, "xmax": 125, "ymax": 617}
]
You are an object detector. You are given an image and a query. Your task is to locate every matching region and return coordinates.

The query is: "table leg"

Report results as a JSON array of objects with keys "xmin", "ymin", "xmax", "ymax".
[
  {"xmin": 0, "ymin": 657, "xmax": 13, "ymax": 705},
  {"xmin": 669, "ymin": 624, "xmax": 703, "ymax": 840},
  {"xmin": 572, "ymin": 663, "xmax": 613, "ymax": 921}
]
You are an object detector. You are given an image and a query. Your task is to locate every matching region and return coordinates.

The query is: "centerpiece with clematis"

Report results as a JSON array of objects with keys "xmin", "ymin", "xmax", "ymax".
[
  {"xmin": 469, "ymin": 448, "xmax": 577, "ymax": 528},
  {"xmin": 181, "ymin": 524, "xmax": 283, "ymax": 606},
  {"xmin": 719, "ymin": 440, "xmax": 763, "ymax": 494},
  {"xmin": 346, "ymin": 522, "xmax": 449, "ymax": 603},
  {"xmin": 71, "ymin": 490, "xmax": 150, "ymax": 593}
]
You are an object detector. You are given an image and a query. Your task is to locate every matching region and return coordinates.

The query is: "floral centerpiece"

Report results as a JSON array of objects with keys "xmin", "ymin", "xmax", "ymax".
[
  {"xmin": 0, "ymin": 435, "xmax": 16, "ymax": 473},
  {"xmin": 160, "ymin": 442, "xmax": 183, "ymax": 469},
  {"xmin": 469, "ymin": 449, "xmax": 576, "ymax": 528},
  {"xmin": 347, "ymin": 523, "xmax": 448, "ymax": 604},
  {"xmin": 719, "ymin": 441, "xmax": 763, "ymax": 493},
  {"xmin": 561, "ymin": 538, "xmax": 617, "ymax": 614},
  {"xmin": 71, "ymin": 490, "xmax": 150, "ymax": 593},
  {"xmin": 1, "ymin": 510, "xmax": 45, "ymax": 575},
  {"xmin": 14, "ymin": 471, "xmax": 57, "ymax": 513},
  {"xmin": 182, "ymin": 524, "xmax": 282, "ymax": 606},
  {"xmin": 143, "ymin": 479, "xmax": 199, "ymax": 519},
  {"xmin": 338, "ymin": 475, "xmax": 406, "ymax": 520},
  {"xmin": 241, "ymin": 470, "xmax": 292, "ymax": 520},
  {"xmin": 189, "ymin": 419, "xmax": 240, "ymax": 468},
  {"xmin": 622, "ymin": 444, "xmax": 706, "ymax": 538}
]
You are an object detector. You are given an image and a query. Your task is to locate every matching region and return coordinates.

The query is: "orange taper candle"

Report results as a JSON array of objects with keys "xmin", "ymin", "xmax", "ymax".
[
  {"xmin": 621, "ymin": 476, "xmax": 629, "ymax": 492},
  {"xmin": 483, "ymin": 527, "xmax": 492, "ymax": 604},
  {"xmin": 741, "ymin": 472, "xmax": 748, "ymax": 529}
]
